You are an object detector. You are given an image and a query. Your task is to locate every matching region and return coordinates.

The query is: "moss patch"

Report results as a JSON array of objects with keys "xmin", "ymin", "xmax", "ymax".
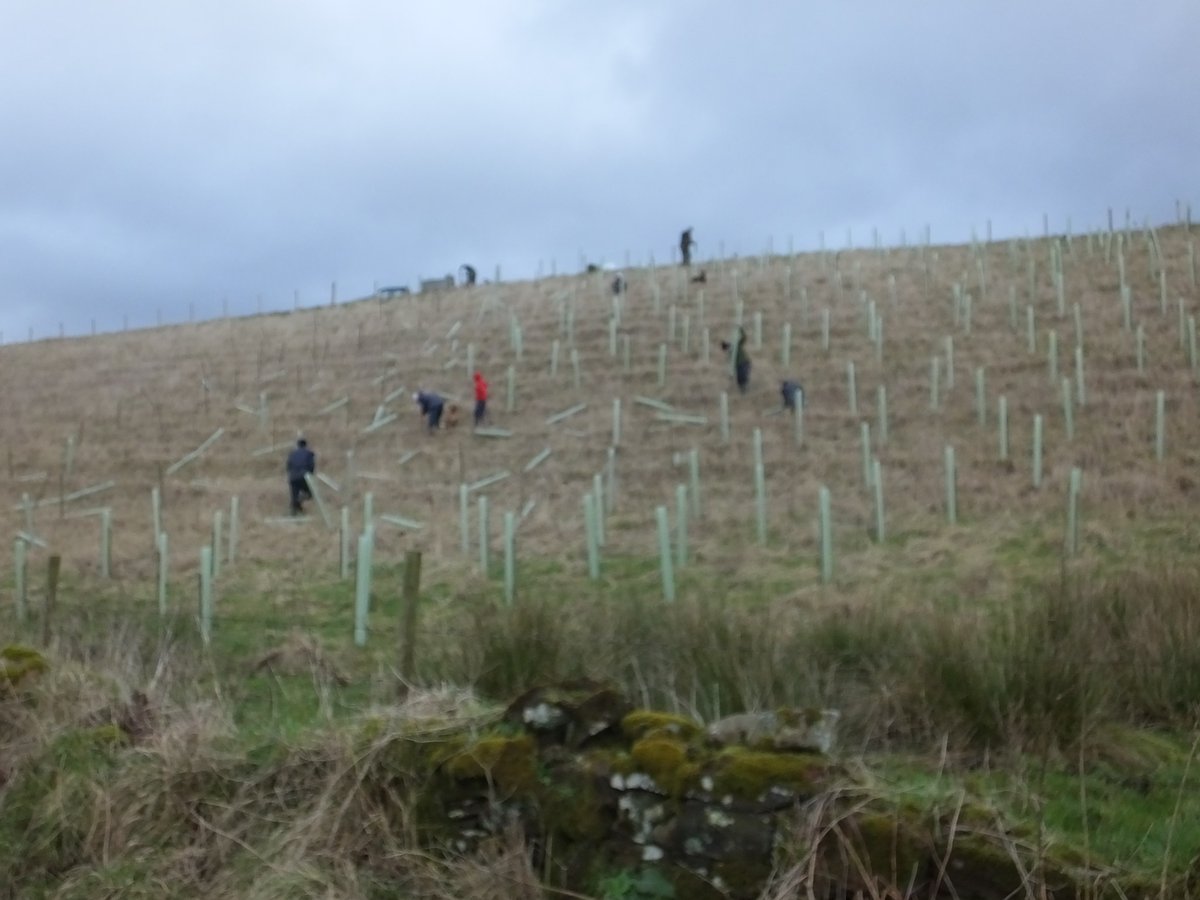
[
  {"xmin": 0, "ymin": 644, "xmax": 47, "ymax": 690},
  {"xmin": 707, "ymin": 748, "xmax": 831, "ymax": 799},
  {"xmin": 629, "ymin": 736, "xmax": 700, "ymax": 797}
]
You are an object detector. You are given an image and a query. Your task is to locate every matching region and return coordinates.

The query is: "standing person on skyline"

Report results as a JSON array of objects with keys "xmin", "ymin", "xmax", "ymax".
[{"xmin": 680, "ymin": 227, "xmax": 696, "ymax": 266}]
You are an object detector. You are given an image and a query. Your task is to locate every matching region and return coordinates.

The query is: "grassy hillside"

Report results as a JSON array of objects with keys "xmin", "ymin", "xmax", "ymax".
[
  {"xmin": 3, "ymin": 217, "xmax": 1200, "ymax": 897},
  {"xmin": 2, "ymin": 222, "xmax": 1198, "ymax": 596}
]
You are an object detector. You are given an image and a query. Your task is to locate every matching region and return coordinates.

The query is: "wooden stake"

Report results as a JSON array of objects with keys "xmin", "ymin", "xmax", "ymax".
[
  {"xmin": 688, "ymin": 448, "xmax": 701, "ymax": 518},
  {"xmin": 944, "ymin": 445, "xmax": 957, "ymax": 525},
  {"xmin": 459, "ymin": 484, "xmax": 470, "ymax": 554},
  {"xmin": 211, "ymin": 510, "xmax": 222, "ymax": 579},
  {"xmin": 930, "ymin": 356, "xmax": 941, "ymax": 411},
  {"xmin": 340, "ymin": 507, "xmax": 352, "ymax": 579},
  {"xmin": 1066, "ymin": 467, "xmax": 1082, "ymax": 557},
  {"xmin": 151, "ymin": 486, "xmax": 162, "ymax": 548},
  {"xmin": 228, "ymin": 496, "xmax": 239, "ymax": 564},
  {"xmin": 14, "ymin": 539, "xmax": 26, "ymax": 623},
  {"xmin": 860, "ymin": 422, "xmax": 872, "ymax": 488},
  {"xmin": 975, "ymin": 368, "xmax": 986, "ymax": 426},
  {"xmin": 998, "ymin": 395, "xmax": 1009, "ymax": 461},
  {"xmin": 478, "ymin": 495, "xmax": 490, "ymax": 575},
  {"xmin": 675, "ymin": 484, "xmax": 688, "ymax": 568},
  {"xmin": 41, "ymin": 554, "xmax": 61, "ymax": 646},
  {"xmin": 1155, "ymin": 390, "xmax": 1166, "ymax": 462},
  {"xmin": 593, "ymin": 473, "xmax": 606, "ymax": 547},
  {"xmin": 877, "ymin": 385, "xmax": 888, "ymax": 445},
  {"xmin": 100, "ymin": 508, "xmax": 112, "ymax": 578},
  {"xmin": 872, "ymin": 459, "xmax": 885, "ymax": 543},
  {"xmin": 1033, "ymin": 414, "xmax": 1044, "ymax": 488}
]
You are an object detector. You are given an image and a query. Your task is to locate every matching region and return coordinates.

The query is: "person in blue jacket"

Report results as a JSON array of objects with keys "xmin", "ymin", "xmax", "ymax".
[
  {"xmin": 285, "ymin": 438, "xmax": 316, "ymax": 515},
  {"xmin": 414, "ymin": 390, "xmax": 445, "ymax": 433}
]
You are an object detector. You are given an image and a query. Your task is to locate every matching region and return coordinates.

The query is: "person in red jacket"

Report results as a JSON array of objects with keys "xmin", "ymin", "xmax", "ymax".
[{"xmin": 472, "ymin": 371, "xmax": 489, "ymax": 427}]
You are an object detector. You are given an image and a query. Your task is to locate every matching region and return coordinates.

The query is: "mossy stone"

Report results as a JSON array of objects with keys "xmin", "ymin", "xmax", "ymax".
[
  {"xmin": 442, "ymin": 733, "xmax": 537, "ymax": 795},
  {"xmin": 707, "ymin": 748, "xmax": 830, "ymax": 800},
  {"xmin": 630, "ymin": 736, "xmax": 701, "ymax": 797},
  {"xmin": 504, "ymin": 679, "xmax": 632, "ymax": 748},
  {"xmin": 621, "ymin": 710, "xmax": 703, "ymax": 742}
]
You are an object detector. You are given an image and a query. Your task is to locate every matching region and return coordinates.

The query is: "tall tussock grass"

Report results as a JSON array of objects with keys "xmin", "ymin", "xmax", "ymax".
[
  {"xmin": 0, "ymin": 656, "xmax": 543, "ymax": 899},
  {"xmin": 429, "ymin": 563, "xmax": 1200, "ymax": 756},
  {"xmin": 4, "ymin": 564, "xmax": 1200, "ymax": 897}
]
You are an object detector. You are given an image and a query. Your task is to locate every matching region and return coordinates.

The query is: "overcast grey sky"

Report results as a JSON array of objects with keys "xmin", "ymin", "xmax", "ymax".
[{"xmin": 1, "ymin": 0, "xmax": 1197, "ymax": 340}]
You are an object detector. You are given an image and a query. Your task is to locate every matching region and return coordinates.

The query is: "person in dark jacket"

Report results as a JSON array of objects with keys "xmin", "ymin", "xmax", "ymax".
[
  {"xmin": 285, "ymin": 439, "xmax": 316, "ymax": 515},
  {"xmin": 414, "ymin": 390, "xmax": 445, "ymax": 433},
  {"xmin": 781, "ymin": 379, "xmax": 805, "ymax": 410},
  {"xmin": 734, "ymin": 327, "xmax": 751, "ymax": 394}
]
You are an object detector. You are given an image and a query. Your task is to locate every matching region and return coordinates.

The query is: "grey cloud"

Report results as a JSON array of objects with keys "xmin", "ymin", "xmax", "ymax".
[{"xmin": 1, "ymin": 0, "xmax": 1197, "ymax": 339}]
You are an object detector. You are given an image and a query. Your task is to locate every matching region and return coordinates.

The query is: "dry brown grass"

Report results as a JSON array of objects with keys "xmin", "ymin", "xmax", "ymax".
[{"xmin": 0, "ymin": 224, "xmax": 1197, "ymax": 613}]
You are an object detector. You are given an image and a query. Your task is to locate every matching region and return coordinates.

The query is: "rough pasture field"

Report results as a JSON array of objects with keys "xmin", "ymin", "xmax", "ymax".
[{"xmin": 4, "ymin": 218, "xmax": 1200, "ymax": 899}]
